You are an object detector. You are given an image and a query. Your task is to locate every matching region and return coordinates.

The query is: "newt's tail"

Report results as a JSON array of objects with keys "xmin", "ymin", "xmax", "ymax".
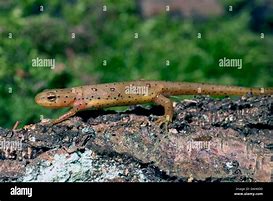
[{"xmin": 161, "ymin": 81, "xmax": 273, "ymax": 96}]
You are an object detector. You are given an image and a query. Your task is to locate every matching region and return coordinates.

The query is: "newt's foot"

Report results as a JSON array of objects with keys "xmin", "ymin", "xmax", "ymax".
[
  {"xmin": 155, "ymin": 115, "xmax": 171, "ymax": 127},
  {"xmin": 40, "ymin": 118, "xmax": 53, "ymax": 125}
]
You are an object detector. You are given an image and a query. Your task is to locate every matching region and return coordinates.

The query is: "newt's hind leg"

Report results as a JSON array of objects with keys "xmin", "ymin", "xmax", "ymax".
[{"xmin": 153, "ymin": 94, "xmax": 173, "ymax": 126}]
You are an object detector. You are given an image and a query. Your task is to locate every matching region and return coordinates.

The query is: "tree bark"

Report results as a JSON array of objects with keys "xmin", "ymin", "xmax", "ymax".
[{"xmin": 1, "ymin": 95, "xmax": 273, "ymax": 182}]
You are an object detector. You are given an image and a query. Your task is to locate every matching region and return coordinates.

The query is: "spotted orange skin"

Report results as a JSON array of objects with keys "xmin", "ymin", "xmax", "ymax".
[{"xmin": 35, "ymin": 80, "xmax": 273, "ymax": 124}]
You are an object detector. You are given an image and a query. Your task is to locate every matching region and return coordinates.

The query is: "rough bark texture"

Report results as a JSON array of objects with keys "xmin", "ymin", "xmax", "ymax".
[{"xmin": 1, "ymin": 95, "xmax": 273, "ymax": 182}]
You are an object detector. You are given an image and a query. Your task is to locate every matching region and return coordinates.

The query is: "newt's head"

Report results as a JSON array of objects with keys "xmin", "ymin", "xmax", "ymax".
[{"xmin": 35, "ymin": 89, "xmax": 75, "ymax": 108}]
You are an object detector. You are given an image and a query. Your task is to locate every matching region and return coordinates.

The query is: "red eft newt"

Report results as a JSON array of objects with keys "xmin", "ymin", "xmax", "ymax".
[{"xmin": 35, "ymin": 80, "xmax": 273, "ymax": 124}]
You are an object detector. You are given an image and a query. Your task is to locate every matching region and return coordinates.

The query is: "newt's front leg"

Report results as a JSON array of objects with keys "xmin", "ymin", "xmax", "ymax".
[
  {"xmin": 50, "ymin": 98, "xmax": 90, "ymax": 124},
  {"xmin": 50, "ymin": 108, "xmax": 78, "ymax": 124},
  {"xmin": 41, "ymin": 98, "xmax": 87, "ymax": 125}
]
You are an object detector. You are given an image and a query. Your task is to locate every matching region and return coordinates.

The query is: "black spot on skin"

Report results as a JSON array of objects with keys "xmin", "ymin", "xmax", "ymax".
[
  {"xmin": 65, "ymin": 96, "xmax": 68, "ymax": 98},
  {"xmin": 74, "ymin": 98, "xmax": 76, "ymax": 100},
  {"xmin": 57, "ymin": 96, "xmax": 60, "ymax": 98},
  {"xmin": 91, "ymin": 96, "xmax": 94, "ymax": 98},
  {"xmin": 98, "ymin": 97, "xmax": 101, "ymax": 99},
  {"xmin": 85, "ymin": 103, "xmax": 88, "ymax": 105},
  {"xmin": 146, "ymin": 83, "xmax": 151, "ymax": 88},
  {"xmin": 92, "ymin": 88, "xmax": 97, "ymax": 91},
  {"xmin": 64, "ymin": 101, "xmax": 66, "ymax": 103}
]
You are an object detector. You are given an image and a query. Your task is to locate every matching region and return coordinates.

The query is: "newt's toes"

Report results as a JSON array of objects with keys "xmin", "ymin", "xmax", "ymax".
[
  {"xmin": 40, "ymin": 118, "xmax": 53, "ymax": 126},
  {"xmin": 155, "ymin": 115, "xmax": 171, "ymax": 127}
]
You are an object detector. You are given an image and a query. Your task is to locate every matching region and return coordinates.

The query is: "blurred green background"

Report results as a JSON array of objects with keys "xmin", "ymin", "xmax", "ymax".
[{"xmin": 0, "ymin": 0, "xmax": 272, "ymax": 128}]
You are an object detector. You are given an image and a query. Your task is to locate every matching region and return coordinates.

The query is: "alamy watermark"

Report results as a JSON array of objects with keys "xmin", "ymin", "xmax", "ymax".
[
  {"xmin": 32, "ymin": 57, "xmax": 55, "ymax": 69},
  {"xmin": 0, "ymin": 140, "xmax": 22, "ymax": 151},
  {"xmin": 219, "ymin": 57, "xmax": 242, "ymax": 69},
  {"xmin": 186, "ymin": 140, "xmax": 211, "ymax": 152},
  {"xmin": 125, "ymin": 84, "xmax": 149, "ymax": 96},
  {"xmin": 10, "ymin": 186, "xmax": 32, "ymax": 198}
]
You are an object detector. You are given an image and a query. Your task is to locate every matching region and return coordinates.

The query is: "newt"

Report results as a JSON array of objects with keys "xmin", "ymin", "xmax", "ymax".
[{"xmin": 35, "ymin": 80, "xmax": 273, "ymax": 124}]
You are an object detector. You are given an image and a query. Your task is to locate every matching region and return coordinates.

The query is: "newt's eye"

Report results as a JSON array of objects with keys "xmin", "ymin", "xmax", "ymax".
[{"xmin": 47, "ymin": 93, "xmax": 57, "ymax": 102}]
